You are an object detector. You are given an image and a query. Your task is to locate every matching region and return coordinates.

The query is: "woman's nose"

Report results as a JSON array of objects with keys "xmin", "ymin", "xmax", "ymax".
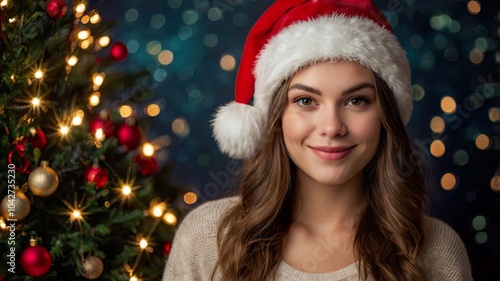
[{"xmin": 316, "ymin": 107, "xmax": 347, "ymax": 138}]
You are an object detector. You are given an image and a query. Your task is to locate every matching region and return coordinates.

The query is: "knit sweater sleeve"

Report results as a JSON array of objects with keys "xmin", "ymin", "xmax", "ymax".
[
  {"xmin": 162, "ymin": 197, "xmax": 237, "ymax": 281},
  {"xmin": 421, "ymin": 216, "xmax": 473, "ymax": 281}
]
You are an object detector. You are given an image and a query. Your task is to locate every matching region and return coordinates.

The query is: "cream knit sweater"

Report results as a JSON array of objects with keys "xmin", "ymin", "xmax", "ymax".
[{"xmin": 163, "ymin": 197, "xmax": 473, "ymax": 281}]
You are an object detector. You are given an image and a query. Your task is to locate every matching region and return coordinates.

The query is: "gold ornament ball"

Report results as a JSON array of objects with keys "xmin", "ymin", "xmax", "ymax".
[
  {"xmin": 28, "ymin": 161, "xmax": 59, "ymax": 197},
  {"xmin": 80, "ymin": 256, "xmax": 104, "ymax": 279},
  {"xmin": 1, "ymin": 190, "xmax": 31, "ymax": 221}
]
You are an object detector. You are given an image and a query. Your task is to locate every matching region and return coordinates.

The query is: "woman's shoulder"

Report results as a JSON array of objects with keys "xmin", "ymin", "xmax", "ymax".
[
  {"xmin": 174, "ymin": 196, "xmax": 239, "ymax": 240},
  {"xmin": 421, "ymin": 216, "xmax": 473, "ymax": 280}
]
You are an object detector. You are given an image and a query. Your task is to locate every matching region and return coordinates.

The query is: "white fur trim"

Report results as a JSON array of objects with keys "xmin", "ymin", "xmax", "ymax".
[
  {"xmin": 254, "ymin": 15, "xmax": 413, "ymax": 124},
  {"xmin": 211, "ymin": 101, "xmax": 264, "ymax": 159}
]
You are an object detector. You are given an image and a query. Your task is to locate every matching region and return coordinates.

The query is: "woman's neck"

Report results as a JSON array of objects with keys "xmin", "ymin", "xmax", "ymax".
[{"xmin": 292, "ymin": 169, "xmax": 367, "ymax": 235}]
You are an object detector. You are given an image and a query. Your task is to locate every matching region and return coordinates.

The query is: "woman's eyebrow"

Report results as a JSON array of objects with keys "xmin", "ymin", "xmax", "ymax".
[{"xmin": 288, "ymin": 82, "xmax": 375, "ymax": 96}]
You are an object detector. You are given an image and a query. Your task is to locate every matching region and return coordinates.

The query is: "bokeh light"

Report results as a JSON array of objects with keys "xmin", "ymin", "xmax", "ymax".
[
  {"xmin": 151, "ymin": 14, "xmax": 166, "ymax": 29},
  {"xmin": 475, "ymin": 134, "xmax": 491, "ymax": 150},
  {"xmin": 146, "ymin": 103, "xmax": 161, "ymax": 117},
  {"xmin": 472, "ymin": 215, "xmax": 487, "ymax": 231},
  {"xmin": 220, "ymin": 54, "xmax": 236, "ymax": 71},
  {"xmin": 491, "ymin": 176, "xmax": 500, "ymax": 192},
  {"xmin": 143, "ymin": 142, "xmax": 155, "ymax": 156},
  {"xmin": 475, "ymin": 232, "xmax": 487, "ymax": 244},
  {"xmin": 440, "ymin": 173, "xmax": 457, "ymax": 190},
  {"xmin": 430, "ymin": 116, "xmax": 445, "ymax": 133},
  {"xmin": 163, "ymin": 212, "xmax": 177, "ymax": 225},
  {"xmin": 467, "ymin": 0, "xmax": 481, "ymax": 15},
  {"xmin": 430, "ymin": 140, "xmax": 446, "ymax": 158},
  {"xmin": 158, "ymin": 50, "xmax": 174, "ymax": 65},
  {"xmin": 488, "ymin": 107, "xmax": 499, "ymax": 122},
  {"xmin": 125, "ymin": 8, "xmax": 139, "ymax": 22},
  {"xmin": 208, "ymin": 7, "xmax": 222, "ymax": 21},
  {"xmin": 172, "ymin": 118, "xmax": 190, "ymax": 137},
  {"xmin": 119, "ymin": 105, "xmax": 133, "ymax": 118},
  {"xmin": 470, "ymin": 48, "xmax": 484, "ymax": 64},
  {"xmin": 452, "ymin": 150, "xmax": 469, "ymax": 166},
  {"xmin": 183, "ymin": 192, "xmax": 198, "ymax": 205},
  {"xmin": 440, "ymin": 96, "xmax": 457, "ymax": 114},
  {"xmin": 203, "ymin": 34, "xmax": 219, "ymax": 48},
  {"xmin": 182, "ymin": 10, "xmax": 198, "ymax": 25},
  {"xmin": 89, "ymin": 93, "xmax": 100, "ymax": 106},
  {"xmin": 168, "ymin": 0, "xmax": 182, "ymax": 9},
  {"xmin": 147, "ymin": 41, "xmax": 162, "ymax": 55},
  {"xmin": 412, "ymin": 84, "xmax": 425, "ymax": 101}
]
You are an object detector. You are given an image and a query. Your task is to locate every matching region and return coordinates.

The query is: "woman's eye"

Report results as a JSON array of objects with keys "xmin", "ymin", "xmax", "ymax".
[
  {"xmin": 347, "ymin": 97, "xmax": 368, "ymax": 106},
  {"xmin": 295, "ymin": 97, "xmax": 314, "ymax": 106}
]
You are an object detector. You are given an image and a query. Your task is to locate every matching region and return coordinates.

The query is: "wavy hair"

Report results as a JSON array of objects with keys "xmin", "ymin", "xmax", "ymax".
[{"xmin": 212, "ymin": 69, "xmax": 427, "ymax": 281}]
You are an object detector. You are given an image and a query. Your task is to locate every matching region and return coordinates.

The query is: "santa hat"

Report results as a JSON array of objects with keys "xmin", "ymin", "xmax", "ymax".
[{"xmin": 212, "ymin": 0, "xmax": 412, "ymax": 159}]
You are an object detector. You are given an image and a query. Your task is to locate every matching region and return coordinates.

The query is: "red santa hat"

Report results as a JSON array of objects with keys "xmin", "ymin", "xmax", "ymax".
[{"xmin": 212, "ymin": 0, "xmax": 412, "ymax": 159}]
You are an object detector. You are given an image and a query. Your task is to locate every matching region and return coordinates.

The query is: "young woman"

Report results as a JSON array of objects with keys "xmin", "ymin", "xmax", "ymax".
[{"xmin": 163, "ymin": 0, "xmax": 473, "ymax": 280}]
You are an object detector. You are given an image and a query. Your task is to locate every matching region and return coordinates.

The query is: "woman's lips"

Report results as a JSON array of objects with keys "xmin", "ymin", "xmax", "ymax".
[{"xmin": 310, "ymin": 146, "xmax": 355, "ymax": 161}]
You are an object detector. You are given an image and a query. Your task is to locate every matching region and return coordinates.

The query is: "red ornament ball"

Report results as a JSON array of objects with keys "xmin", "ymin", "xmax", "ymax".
[
  {"xmin": 28, "ymin": 129, "xmax": 47, "ymax": 150},
  {"xmin": 21, "ymin": 244, "xmax": 52, "ymax": 277},
  {"xmin": 135, "ymin": 155, "xmax": 158, "ymax": 176},
  {"xmin": 164, "ymin": 242, "xmax": 172, "ymax": 256},
  {"xmin": 89, "ymin": 116, "xmax": 115, "ymax": 137},
  {"xmin": 116, "ymin": 121, "xmax": 141, "ymax": 152},
  {"xmin": 84, "ymin": 165, "xmax": 108, "ymax": 189},
  {"xmin": 45, "ymin": 0, "xmax": 67, "ymax": 20},
  {"xmin": 110, "ymin": 42, "xmax": 128, "ymax": 62}
]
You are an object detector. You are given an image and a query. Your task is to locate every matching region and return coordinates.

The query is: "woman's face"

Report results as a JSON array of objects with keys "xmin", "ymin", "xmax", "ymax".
[{"xmin": 281, "ymin": 61, "xmax": 381, "ymax": 187}]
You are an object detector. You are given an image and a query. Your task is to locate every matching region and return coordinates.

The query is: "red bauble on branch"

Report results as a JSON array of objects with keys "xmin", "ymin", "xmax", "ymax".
[
  {"xmin": 110, "ymin": 42, "xmax": 128, "ymax": 62},
  {"xmin": 28, "ymin": 128, "xmax": 47, "ymax": 150},
  {"xmin": 116, "ymin": 118, "xmax": 141, "ymax": 153},
  {"xmin": 164, "ymin": 242, "xmax": 173, "ymax": 256},
  {"xmin": 20, "ymin": 239, "xmax": 52, "ymax": 277},
  {"xmin": 135, "ymin": 154, "xmax": 158, "ymax": 176},
  {"xmin": 84, "ymin": 164, "xmax": 109, "ymax": 190},
  {"xmin": 45, "ymin": 0, "xmax": 67, "ymax": 20}
]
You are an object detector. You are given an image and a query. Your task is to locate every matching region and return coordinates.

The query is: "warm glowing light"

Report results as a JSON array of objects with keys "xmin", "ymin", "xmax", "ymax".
[
  {"xmin": 158, "ymin": 50, "xmax": 174, "ymax": 65},
  {"xmin": 8, "ymin": 18, "xmax": 15, "ymax": 23},
  {"xmin": 430, "ymin": 140, "xmax": 445, "ymax": 158},
  {"xmin": 130, "ymin": 277, "xmax": 138, "ymax": 281},
  {"xmin": 98, "ymin": 36, "xmax": 110, "ymax": 47},
  {"xmin": 71, "ymin": 210, "xmax": 82, "ymax": 220},
  {"xmin": 440, "ymin": 96, "xmax": 456, "ymax": 114},
  {"xmin": 467, "ymin": 0, "xmax": 481, "ymax": 15},
  {"xmin": 67, "ymin": 55, "xmax": 78, "ymax": 66},
  {"xmin": 89, "ymin": 93, "xmax": 100, "ymax": 106},
  {"xmin": 475, "ymin": 134, "xmax": 491, "ymax": 150},
  {"xmin": 89, "ymin": 11, "xmax": 101, "ymax": 24},
  {"xmin": 72, "ymin": 116, "xmax": 83, "ymax": 126},
  {"xmin": 122, "ymin": 185, "xmax": 132, "ymax": 196},
  {"xmin": 60, "ymin": 125, "xmax": 70, "ymax": 135},
  {"xmin": 95, "ymin": 128, "xmax": 105, "ymax": 140},
  {"xmin": 470, "ymin": 48, "xmax": 484, "ymax": 64},
  {"xmin": 34, "ymin": 70, "xmax": 44, "ymax": 79},
  {"xmin": 491, "ymin": 176, "xmax": 500, "ymax": 192},
  {"xmin": 119, "ymin": 105, "xmax": 133, "ymax": 118},
  {"xmin": 75, "ymin": 3, "xmax": 86, "ymax": 13},
  {"xmin": 220, "ymin": 54, "xmax": 236, "ymax": 71},
  {"xmin": 163, "ymin": 212, "xmax": 177, "ymax": 225},
  {"xmin": 139, "ymin": 238, "xmax": 148, "ymax": 249},
  {"xmin": 146, "ymin": 103, "xmax": 161, "ymax": 117},
  {"xmin": 1, "ymin": 0, "xmax": 7, "ymax": 7},
  {"xmin": 441, "ymin": 173, "xmax": 457, "ymax": 190},
  {"xmin": 78, "ymin": 30, "xmax": 91, "ymax": 40},
  {"xmin": 32, "ymin": 98, "xmax": 40, "ymax": 106},
  {"xmin": 0, "ymin": 217, "xmax": 6, "ymax": 229},
  {"xmin": 151, "ymin": 202, "xmax": 167, "ymax": 218},
  {"xmin": 93, "ymin": 73, "xmax": 105, "ymax": 86},
  {"xmin": 183, "ymin": 192, "xmax": 198, "ymax": 205},
  {"xmin": 488, "ymin": 107, "xmax": 499, "ymax": 122},
  {"xmin": 10, "ymin": 75, "xmax": 14, "ymax": 81},
  {"xmin": 143, "ymin": 143, "xmax": 155, "ymax": 157},
  {"xmin": 430, "ymin": 116, "xmax": 445, "ymax": 133}
]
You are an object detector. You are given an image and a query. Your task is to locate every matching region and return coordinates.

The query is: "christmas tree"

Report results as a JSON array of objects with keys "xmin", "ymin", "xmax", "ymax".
[{"xmin": 0, "ymin": 0, "xmax": 184, "ymax": 280}]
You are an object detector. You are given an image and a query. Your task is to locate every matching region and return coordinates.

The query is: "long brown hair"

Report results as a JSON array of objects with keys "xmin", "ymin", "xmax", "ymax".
[{"xmin": 213, "ymin": 68, "xmax": 427, "ymax": 281}]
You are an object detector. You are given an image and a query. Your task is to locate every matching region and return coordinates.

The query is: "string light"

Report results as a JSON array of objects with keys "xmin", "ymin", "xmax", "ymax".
[
  {"xmin": 34, "ymin": 70, "xmax": 44, "ymax": 79},
  {"xmin": 32, "ymin": 98, "xmax": 41, "ymax": 106},
  {"xmin": 92, "ymin": 73, "xmax": 105, "ymax": 86},
  {"xmin": 163, "ymin": 212, "xmax": 177, "ymax": 225},
  {"xmin": 0, "ymin": 217, "xmax": 6, "ymax": 229},
  {"xmin": 0, "ymin": 0, "xmax": 7, "ymax": 7},
  {"xmin": 67, "ymin": 55, "xmax": 78, "ymax": 66},
  {"xmin": 139, "ymin": 238, "xmax": 148, "ymax": 249},
  {"xmin": 95, "ymin": 128, "xmax": 105, "ymax": 141},
  {"xmin": 78, "ymin": 30, "xmax": 91, "ymax": 40},
  {"xmin": 130, "ymin": 277, "xmax": 138, "ymax": 281},
  {"xmin": 89, "ymin": 10, "xmax": 101, "ymax": 24},
  {"xmin": 60, "ymin": 125, "xmax": 70, "ymax": 135},
  {"xmin": 143, "ymin": 142, "xmax": 154, "ymax": 157},
  {"xmin": 72, "ymin": 110, "xmax": 85, "ymax": 126},
  {"xmin": 75, "ymin": 3, "xmax": 86, "ymax": 14},
  {"xmin": 70, "ymin": 210, "xmax": 82, "ymax": 220},
  {"xmin": 119, "ymin": 105, "xmax": 133, "ymax": 118},
  {"xmin": 151, "ymin": 202, "xmax": 166, "ymax": 218},
  {"xmin": 122, "ymin": 185, "xmax": 132, "ymax": 196},
  {"xmin": 89, "ymin": 92, "xmax": 100, "ymax": 106},
  {"xmin": 8, "ymin": 18, "xmax": 15, "ymax": 23},
  {"xmin": 98, "ymin": 36, "xmax": 110, "ymax": 47}
]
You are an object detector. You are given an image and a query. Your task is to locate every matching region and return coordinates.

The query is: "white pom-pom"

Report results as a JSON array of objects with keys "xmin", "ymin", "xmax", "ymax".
[{"xmin": 211, "ymin": 101, "xmax": 264, "ymax": 159}]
